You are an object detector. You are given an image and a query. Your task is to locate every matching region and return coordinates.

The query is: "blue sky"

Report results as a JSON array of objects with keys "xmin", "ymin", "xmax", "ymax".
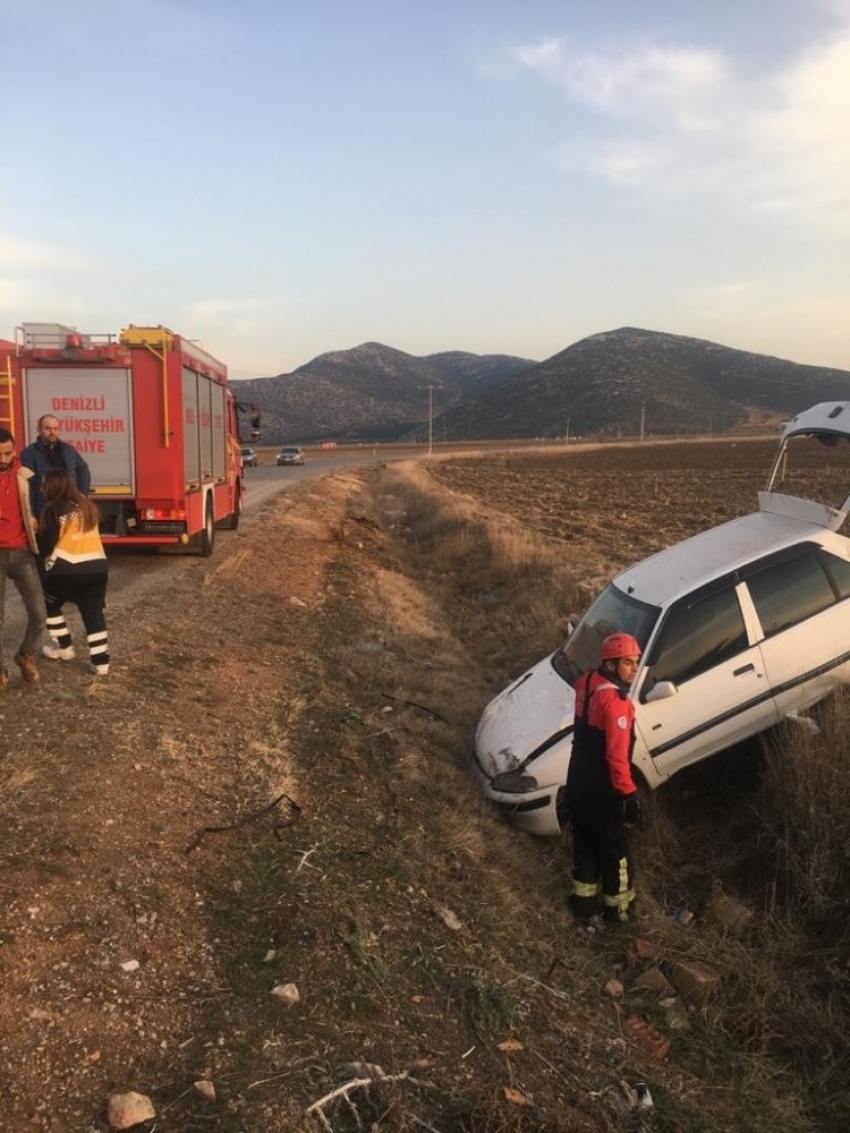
[{"xmin": 2, "ymin": 0, "xmax": 848, "ymax": 377}]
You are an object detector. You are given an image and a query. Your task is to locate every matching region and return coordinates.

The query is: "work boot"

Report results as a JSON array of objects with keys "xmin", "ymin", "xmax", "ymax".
[
  {"xmin": 15, "ymin": 653, "xmax": 40, "ymax": 687},
  {"xmin": 43, "ymin": 642, "xmax": 76, "ymax": 662},
  {"xmin": 568, "ymin": 893, "xmax": 603, "ymax": 925},
  {"xmin": 603, "ymin": 908, "xmax": 630, "ymax": 925}
]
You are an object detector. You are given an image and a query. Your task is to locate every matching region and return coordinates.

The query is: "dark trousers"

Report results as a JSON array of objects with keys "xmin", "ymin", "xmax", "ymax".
[
  {"xmin": 0, "ymin": 548, "xmax": 46, "ymax": 662},
  {"xmin": 568, "ymin": 802, "xmax": 635, "ymax": 921},
  {"xmin": 42, "ymin": 573, "xmax": 109, "ymax": 668}
]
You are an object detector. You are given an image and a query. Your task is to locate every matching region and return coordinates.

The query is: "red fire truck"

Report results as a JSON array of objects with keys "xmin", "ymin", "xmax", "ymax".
[{"xmin": 0, "ymin": 322, "xmax": 244, "ymax": 555}]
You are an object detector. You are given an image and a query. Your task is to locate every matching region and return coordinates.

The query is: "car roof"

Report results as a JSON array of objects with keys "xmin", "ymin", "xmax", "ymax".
[{"xmin": 614, "ymin": 509, "xmax": 839, "ymax": 607}]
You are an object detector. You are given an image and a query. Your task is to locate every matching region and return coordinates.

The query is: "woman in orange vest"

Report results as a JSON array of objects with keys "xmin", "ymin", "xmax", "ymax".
[{"xmin": 36, "ymin": 469, "xmax": 110, "ymax": 676}]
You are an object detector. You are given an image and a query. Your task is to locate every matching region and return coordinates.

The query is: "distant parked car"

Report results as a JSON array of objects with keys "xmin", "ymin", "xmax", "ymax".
[
  {"xmin": 474, "ymin": 402, "xmax": 850, "ymax": 836},
  {"xmin": 240, "ymin": 446, "xmax": 259, "ymax": 467},
  {"xmin": 277, "ymin": 446, "xmax": 305, "ymax": 466}
]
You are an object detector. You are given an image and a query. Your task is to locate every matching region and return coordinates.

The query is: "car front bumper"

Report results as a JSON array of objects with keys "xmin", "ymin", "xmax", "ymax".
[{"xmin": 471, "ymin": 748, "xmax": 563, "ymax": 837}]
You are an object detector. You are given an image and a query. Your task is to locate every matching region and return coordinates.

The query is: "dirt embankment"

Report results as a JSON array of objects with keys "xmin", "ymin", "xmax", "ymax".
[{"xmin": 0, "ymin": 482, "xmax": 336, "ymax": 1129}]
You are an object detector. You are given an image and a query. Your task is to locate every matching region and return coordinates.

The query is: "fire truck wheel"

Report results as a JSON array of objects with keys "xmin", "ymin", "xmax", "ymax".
[
  {"xmin": 197, "ymin": 498, "xmax": 216, "ymax": 557},
  {"xmin": 220, "ymin": 485, "xmax": 241, "ymax": 531}
]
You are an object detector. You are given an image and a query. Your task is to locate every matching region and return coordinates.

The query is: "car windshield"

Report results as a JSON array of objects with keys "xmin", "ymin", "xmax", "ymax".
[
  {"xmin": 552, "ymin": 582, "xmax": 660, "ymax": 686},
  {"xmin": 281, "ymin": 448, "xmax": 299, "ymax": 454}
]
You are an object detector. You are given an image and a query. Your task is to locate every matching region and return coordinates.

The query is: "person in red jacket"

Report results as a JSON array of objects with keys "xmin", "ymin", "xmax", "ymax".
[
  {"xmin": 566, "ymin": 632, "xmax": 642, "ymax": 924},
  {"xmin": 0, "ymin": 428, "xmax": 46, "ymax": 688}
]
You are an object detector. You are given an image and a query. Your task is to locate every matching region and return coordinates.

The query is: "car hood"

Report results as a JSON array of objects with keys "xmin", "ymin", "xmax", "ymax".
[{"xmin": 475, "ymin": 653, "xmax": 575, "ymax": 778}]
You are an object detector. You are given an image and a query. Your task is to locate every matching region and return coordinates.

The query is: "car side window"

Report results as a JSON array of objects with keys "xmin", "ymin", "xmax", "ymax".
[
  {"xmin": 819, "ymin": 549, "xmax": 850, "ymax": 600},
  {"xmin": 644, "ymin": 586, "xmax": 748, "ymax": 690},
  {"xmin": 746, "ymin": 551, "xmax": 836, "ymax": 638}
]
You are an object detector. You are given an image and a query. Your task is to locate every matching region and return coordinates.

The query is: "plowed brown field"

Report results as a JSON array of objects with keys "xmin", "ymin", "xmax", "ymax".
[{"xmin": 429, "ymin": 439, "xmax": 777, "ymax": 575}]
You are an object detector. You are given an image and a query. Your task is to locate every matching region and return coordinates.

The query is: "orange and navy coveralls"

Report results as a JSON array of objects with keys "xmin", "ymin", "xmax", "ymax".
[{"xmin": 566, "ymin": 666, "xmax": 638, "ymax": 922}]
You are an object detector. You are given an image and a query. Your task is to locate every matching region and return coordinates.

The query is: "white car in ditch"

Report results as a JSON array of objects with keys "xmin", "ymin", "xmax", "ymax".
[{"xmin": 474, "ymin": 402, "xmax": 850, "ymax": 836}]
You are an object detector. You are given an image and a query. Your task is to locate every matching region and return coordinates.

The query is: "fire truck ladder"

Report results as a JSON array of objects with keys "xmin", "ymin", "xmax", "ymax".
[{"xmin": 0, "ymin": 353, "xmax": 15, "ymax": 437}]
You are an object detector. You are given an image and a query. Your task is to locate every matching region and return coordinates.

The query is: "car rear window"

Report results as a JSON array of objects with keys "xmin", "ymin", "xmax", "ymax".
[
  {"xmin": 746, "ymin": 550, "xmax": 836, "ymax": 638},
  {"xmin": 819, "ymin": 548, "xmax": 850, "ymax": 600}
]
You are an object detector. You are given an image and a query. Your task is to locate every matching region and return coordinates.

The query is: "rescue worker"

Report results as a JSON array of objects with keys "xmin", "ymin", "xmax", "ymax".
[
  {"xmin": 566, "ymin": 632, "xmax": 642, "ymax": 924},
  {"xmin": 20, "ymin": 414, "xmax": 91, "ymax": 519}
]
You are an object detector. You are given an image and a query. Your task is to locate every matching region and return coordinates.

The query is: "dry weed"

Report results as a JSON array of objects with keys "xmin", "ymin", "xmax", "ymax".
[{"xmin": 758, "ymin": 693, "xmax": 850, "ymax": 926}]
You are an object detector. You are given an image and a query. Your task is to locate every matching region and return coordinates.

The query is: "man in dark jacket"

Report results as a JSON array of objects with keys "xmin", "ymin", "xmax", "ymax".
[
  {"xmin": 20, "ymin": 415, "xmax": 91, "ymax": 518},
  {"xmin": 566, "ymin": 632, "xmax": 642, "ymax": 925}
]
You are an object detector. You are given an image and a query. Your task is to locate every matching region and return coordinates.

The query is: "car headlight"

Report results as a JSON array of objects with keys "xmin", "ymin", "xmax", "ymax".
[{"xmin": 491, "ymin": 769, "xmax": 539, "ymax": 793}]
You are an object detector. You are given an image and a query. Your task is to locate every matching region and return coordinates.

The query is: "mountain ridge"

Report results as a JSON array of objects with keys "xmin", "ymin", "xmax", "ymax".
[
  {"xmin": 232, "ymin": 328, "xmax": 850, "ymax": 444},
  {"xmin": 233, "ymin": 342, "xmax": 535, "ymax": 443}
]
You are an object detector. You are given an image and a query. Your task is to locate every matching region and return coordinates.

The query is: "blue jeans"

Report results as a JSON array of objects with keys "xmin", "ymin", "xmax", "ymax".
[{"xmin": 0, "ymin": 548, "xmax": 46, "ymax": 666}]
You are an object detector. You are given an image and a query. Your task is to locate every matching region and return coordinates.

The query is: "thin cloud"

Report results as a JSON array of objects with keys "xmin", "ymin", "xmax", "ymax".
[
  {"xmin": 0, "ymin": 237, "xmax": 97, "ymax": 272},
  {"xmin": 514, "ymin": 38, "xmax": 730, "ymax": 126},
  {"xmin": 187, "ymin": 297, "xmax": 286, "ymax": 320},
  {"xmin": 0, "ymin": 280, "xmax": 31, "ymax": 307},
  {"xmin": 508, "ymin": 26, "xmax": 850, "ymax": 233},
  {"xmin": 688, "ymin": 280, "xmax": 755, "ymax": 305},
  {"xmin": 185, "ymin": 298, "xmax": 294, "ymax": 351}
]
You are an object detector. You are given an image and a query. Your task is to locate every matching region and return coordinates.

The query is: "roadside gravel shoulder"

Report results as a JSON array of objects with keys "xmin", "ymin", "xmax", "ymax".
[{"xmin": 0, "ymin": 483, "xmax": 336, "ymax": 1129}]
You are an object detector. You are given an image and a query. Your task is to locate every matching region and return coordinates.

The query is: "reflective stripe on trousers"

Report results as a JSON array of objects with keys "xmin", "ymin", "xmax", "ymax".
[{"xmin": 602, "ymin": 856, "xmax": 635, "ymax": 919}]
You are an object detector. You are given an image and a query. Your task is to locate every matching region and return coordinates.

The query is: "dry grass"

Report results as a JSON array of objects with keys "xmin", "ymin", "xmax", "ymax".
[
  {"xmin": 759, "ymin": 694, "xmax": 850, "ymax": 927},
  {"xmin": 327, "ymin": 449, "xmax": 850, "ymax": 1131},
  {"xmin": 373, "ymin": 460, "xmax": 587, "ymax": 689}
]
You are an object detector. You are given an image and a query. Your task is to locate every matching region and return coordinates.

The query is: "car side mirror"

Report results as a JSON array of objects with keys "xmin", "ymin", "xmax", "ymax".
[{"xmin": 644, "ymin": 680, "xmax": 678, "ymax": 703}]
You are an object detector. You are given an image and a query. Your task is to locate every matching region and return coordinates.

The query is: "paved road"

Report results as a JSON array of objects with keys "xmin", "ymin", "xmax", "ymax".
[{"xmin": 240, "ymin": 451, "xmax": 380, "ymax": 508}]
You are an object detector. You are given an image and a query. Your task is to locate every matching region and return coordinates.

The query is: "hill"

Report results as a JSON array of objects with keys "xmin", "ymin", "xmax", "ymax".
[
  {"xmin": 232, "ymin": 342, "xmax": 534, "ymax": 444},
  {"xmin": 234, "ymin": 329, "xmax": 850, "ymax": 445},
  {"xmin": 435, "ymin": 327, "xmax": 850, "ymax": 440}
]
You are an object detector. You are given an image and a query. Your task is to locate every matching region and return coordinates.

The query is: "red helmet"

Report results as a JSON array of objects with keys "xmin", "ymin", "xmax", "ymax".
[{"xmin": 600, "ymin": 633, "xmax": 642, "ymax": 661}]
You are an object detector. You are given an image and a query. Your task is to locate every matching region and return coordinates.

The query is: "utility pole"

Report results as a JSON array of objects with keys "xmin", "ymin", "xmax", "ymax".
[
  {"xmin": 564, "ymin": 417, "xmax": 570, "ymax": 444},
  {"xmin": 640, "ymin": 402, "xmax": 646, "ymax": 442},
  {"xmin": 428, "ymin": 386, "xmax": 433, "ymax": 456}
]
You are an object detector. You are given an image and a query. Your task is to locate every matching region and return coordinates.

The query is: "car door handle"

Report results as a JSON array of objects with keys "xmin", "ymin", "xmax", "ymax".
[{"xmin": 733, "ymin": 663, "xmax": 755, "ymax": 676}]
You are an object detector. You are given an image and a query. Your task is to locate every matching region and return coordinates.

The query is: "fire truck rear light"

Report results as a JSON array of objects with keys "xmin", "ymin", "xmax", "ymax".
[{"xmin": 143, "ymin": 508, "xmax": 186, "ymax": 521}]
